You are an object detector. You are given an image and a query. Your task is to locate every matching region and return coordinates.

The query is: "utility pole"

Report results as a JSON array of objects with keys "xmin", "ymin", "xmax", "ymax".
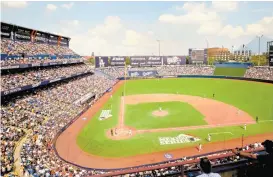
[{"xmin": 205, "ymin": 38, "xmax": 209, "ymax": 64}]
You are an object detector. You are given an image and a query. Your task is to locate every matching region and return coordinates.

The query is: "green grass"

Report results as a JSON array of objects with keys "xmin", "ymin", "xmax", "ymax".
[
  {"xmin": 77, "ymin": 78, "xmax": 273, "ymax": 157},
  {"xmin": 125, "ymin": 102, "xmax": 206, "ymax": 129},
  {"xmin": 214, "ymin": 67, "xmax": 247, "ymax": 77}
]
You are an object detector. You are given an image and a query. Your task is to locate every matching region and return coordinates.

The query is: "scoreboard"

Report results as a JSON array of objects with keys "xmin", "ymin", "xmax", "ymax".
[
  {"xmin": 189, "ymin": 48, "xmax": 207, "ymax": 64},
  {"xmin": 269, "ymin": 45, "xmax": 273, "ymax": 66}
]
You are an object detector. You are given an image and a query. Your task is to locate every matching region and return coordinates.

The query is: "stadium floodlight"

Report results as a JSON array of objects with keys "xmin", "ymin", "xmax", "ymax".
[
  {"xmin": 156, "ymin": 39, "xmax": 161, "ymax": 57},
  {"xmin": 256, "ymin": 35, "xmax": 263, "ymax": 64}
]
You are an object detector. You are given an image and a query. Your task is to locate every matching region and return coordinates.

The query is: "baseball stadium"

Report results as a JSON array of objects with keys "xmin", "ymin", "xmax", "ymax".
[{"xmin": 1, "ymin": 4, "xmax": 273, "ymax": 177}]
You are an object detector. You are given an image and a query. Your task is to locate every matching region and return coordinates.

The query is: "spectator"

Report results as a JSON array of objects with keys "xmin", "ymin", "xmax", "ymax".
[
  {"xmin": 196, "ymin": 157, "xmax": 221, "ymax": 177},
  {"xmin": 232, "ymin": 140, "xmax": 273, "ymax": 177}
]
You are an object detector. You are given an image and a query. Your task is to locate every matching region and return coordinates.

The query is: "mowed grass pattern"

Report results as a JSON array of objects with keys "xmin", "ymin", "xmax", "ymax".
[
  {"xmin": 125, "ymin": 102, "xmax": 206, "ymax": 129},
  {"xmin": 77, "ymin": 78, "xmax": 273, "ymax": 157}
]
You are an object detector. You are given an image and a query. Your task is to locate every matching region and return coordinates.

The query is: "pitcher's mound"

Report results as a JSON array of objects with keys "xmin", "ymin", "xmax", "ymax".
[{"xmin": 152, "ymin": 110, "xmax": 169, "ymax": 117}]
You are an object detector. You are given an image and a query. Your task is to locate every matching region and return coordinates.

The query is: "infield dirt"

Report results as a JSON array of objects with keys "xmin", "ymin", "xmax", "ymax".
[{"xmin": 55, "ymin": 80, "xmax": 273, "ymax": 169}]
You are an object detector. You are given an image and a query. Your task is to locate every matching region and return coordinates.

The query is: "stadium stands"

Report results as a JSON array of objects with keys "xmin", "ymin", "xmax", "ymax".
[
  {"xmin": 244, "ymin": 66, "xmax": 273, "ymax": 81},
  {"xmin": 1, "ymin": 23, "xmax": 272, "ymax": 177},
  {"xmin": 97, "ymin": 65, "xmax": 273, "ymax": 81}
]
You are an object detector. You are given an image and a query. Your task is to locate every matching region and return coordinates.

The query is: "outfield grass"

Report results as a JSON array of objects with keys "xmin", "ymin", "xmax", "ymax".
[
  {"xmin": 125, "ymin": 102, "xmax": 206, "ymax": 129},
  {"xmin": 77, "ymin": 78, "xmax": 273, "ymax": 157},
  {"xmin": 214, "ymin": 67, "xmax": 247, "ymax": 77}
]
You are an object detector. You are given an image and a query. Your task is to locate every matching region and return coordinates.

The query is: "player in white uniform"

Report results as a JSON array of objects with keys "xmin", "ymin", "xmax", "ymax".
[
  {"xmin": 199, "ymin": 143, "xmax": 202, "ymax": 152},
  {"xmin": 208, "ymin": 134, "xmax": 211, "ymax": 142},
  {"xmin": 244, "ymin": 123, "xmax": 246, "ymax": 130}
]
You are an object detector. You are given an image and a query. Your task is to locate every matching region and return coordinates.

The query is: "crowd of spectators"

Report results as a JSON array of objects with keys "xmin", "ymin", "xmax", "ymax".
[
  {"xmin": 0, "ymin": 58, "xmax": 83, "ymax": 67},
  {"xmin": 156, "ymin": 65, "xmax": 215, "ymax": 76},
  {"xmin": 244, "ymin": 66, "xmax": 273, "ymax": 81},
  {"xmin": 1, "ymin": 126, "xmax": 25, "ymax": 176},
  {"xmin": 1, "ymin": 39, "xmax": 82, "ymax": 67},
  {"xmin": 1, "ymin": 73, "xmax": 117, "ymax": 177},
  {"xmin": 98, "ymin": 65, "xmax": 273, "ymax": 81},
  {"xmin": 109, "ymin": 142, "xmax": 264, "ymax": 177},
  {"xmin": 98, "ymin": 67, "xmax": 125, "ymax": 79},
  {"xmin": 98, "ymin": 65, "xmax": 215, "ymax": 79},
  {"xmin": 1, "ymin": 64, "xmax": 91, "ymax": 91},
  {"xmin": 1, "ymin": 39, "xmax": 77, "ymax": 56}
]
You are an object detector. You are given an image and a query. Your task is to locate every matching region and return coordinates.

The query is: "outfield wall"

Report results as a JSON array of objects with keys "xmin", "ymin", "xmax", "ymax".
[
  {"xmin": 51, "ymin": 76, "xmax": 273, "ymax": 175},
  {"xmin": 118, "ymin": 75, "xmax": 273, "ymax": 84}
]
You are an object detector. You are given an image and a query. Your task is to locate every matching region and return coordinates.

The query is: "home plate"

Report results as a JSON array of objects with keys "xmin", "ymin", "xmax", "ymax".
[{"xmin": 82, "ymin": 117, "xmax": 87, "ymax": 120}]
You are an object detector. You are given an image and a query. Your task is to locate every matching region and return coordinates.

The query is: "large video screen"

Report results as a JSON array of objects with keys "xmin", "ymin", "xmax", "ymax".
[{"xmin": 191, "ymin": 49, "xmax": 205, "ymax": 61}]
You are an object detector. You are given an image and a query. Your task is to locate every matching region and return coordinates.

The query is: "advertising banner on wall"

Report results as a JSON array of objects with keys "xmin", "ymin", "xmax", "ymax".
[
  {"xmin": 34, "ymin": 31, "xmax": 48, "ymax": 43},
  {"xmin": 95, "ymin": 56, "xmax": 109, "ymax": 68},
  {"xmin": 129, "ymin": 56, "xmax": 162, "ymax": 66},
  {"xmin": 59, "ymin": 36, "xmax": 69, "ymax": 47},
  {"xmin": 128, "ymin": 70, "xmax": 158, "ymax": 77},
  {"xmin": 130, "ymin": 56, "xmax": 147, "ymax": 66},
  {"xmin": 14, "ymin": 26, "xmax": 32, "ymax": 41},
  {"xmin": 48, "ymin": 34, "xmax": 58, "ymax": 45},
  {"xmin": 163, "ymin": 56, "xmax": 186, "ymax": 65},
  {"xmin": 109, "ymin": 56, "xmax": 125, "ymax": 66},
  {"xmin": 1, "ymin": 22, "xmax": 13, "ymax": 39}
]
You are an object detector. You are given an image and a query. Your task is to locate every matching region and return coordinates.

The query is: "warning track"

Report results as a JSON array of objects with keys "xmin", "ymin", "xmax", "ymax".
[{"xmin": 55, "ymin": 81, "xmax": 273, "ymax": 169}]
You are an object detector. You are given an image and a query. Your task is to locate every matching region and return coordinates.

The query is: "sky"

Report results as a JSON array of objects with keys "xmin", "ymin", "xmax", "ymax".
[{"xmin": 1, "ymin": 1, "xmax": 273, "ymax": 56}]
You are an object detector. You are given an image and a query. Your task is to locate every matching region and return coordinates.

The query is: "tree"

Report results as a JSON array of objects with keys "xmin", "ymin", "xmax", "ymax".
[
  {"xmin": 87, "ymin": 57, "xmax": 95, "ymax": 65},
  {"xmin": 208, "ymin": 57, "xmax": 215, "ymax": 65},
  {"xmin": 186, "ymin": 56, "xmax": 190, "ymax": 64},
  {"xmin": 250, "ymin": 55, "xmax": 268, "ymax": 66},
  {"xmin": 125, "ymin": 56, "xmax": 130, "ymax": 66}
]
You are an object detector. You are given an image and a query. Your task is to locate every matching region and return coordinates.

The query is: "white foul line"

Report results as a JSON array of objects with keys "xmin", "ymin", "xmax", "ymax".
[
  {"xmin": 208, "ymin": 132, "xmax": 234, "ymax": 135},
  {"xmin": 258, "ymin": 120, "xmax": 273, "ymax": 123}
]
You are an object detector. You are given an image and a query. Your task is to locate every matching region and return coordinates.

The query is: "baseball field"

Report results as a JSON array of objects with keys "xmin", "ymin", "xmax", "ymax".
[{"xmin": 55, "ymin": 78, "xmax": 273, "ymax": 169}]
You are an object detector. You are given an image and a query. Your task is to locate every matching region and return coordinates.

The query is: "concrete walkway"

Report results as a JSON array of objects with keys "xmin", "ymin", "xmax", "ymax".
[{"xmin": 13, "ymin": 130, "xmax": 32, "ymax": 177}]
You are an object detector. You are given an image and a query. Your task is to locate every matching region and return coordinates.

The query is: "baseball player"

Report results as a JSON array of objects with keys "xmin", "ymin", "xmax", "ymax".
[
  {"xmin": 129, "ymin": 130, "xmax": 132, "ymax": 135},
  {"xmin": 244, "ymin": 124, "xmax": 246, "ymax": 130},
  {"xmin": 111, "ymin": 95, "xmax": 113, "ymax": 99},
  {"xmin": 213, "ymin": 93, "xmax": 215, "ymax": 98},
  {"xmin": 256, "ymin": 116, "xmax": 259, "ymax": 123},
  {"xmin": 159, "ymin": 107, "xmax": 162, "ymax": 111},
  {"xmin": 208, "ymin": 134, "xmax": 211, "ymax": 142},
  {"xmin": 198, "ymin": 143, "xmax": 202, "ymax": 152}
]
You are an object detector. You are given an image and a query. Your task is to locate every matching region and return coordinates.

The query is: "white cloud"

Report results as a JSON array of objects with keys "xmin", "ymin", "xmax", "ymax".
[
  {"xmin": 218, "ymin": 15, "xmax": 273, "ymax": 38},
  {"xmin": 159, "ymin": 2, "xmax": 220, "ymax": 26},
  {"xmin": 218, "ymin": 25, "xmax": 244, "ymax": 38},
  {"xmin": 88, "ymin": 16, "xmax": 122, "ymax": 36},
  {"xmin": 61, "ymin": 2, "xmax": 74, "ymax": 10},
  {"xmin": 1, "ymin": 1, "xmax": 27, "ymax": 8},
  {"xmin": 211, "ymin": 1, "xmax": 238, "ymax": 12},
  {"xmin": 159, "ymin": 12, "xmax": 219, "ymax": 25},
  {"xmin": 197, "ymin": 21, "xmax": 222, "ymax": 35},
  {"xmin": 122, "ymin": 30, "xmax": 142, "ymax": 46},
  {"xmin": 46, "ymin": 4, "xmax": 57, "ymax": 11}
]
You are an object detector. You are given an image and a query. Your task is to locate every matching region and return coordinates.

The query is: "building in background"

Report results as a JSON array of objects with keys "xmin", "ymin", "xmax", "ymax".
[
  {"xmin": 233, "ymin": 49, "xmax": 252, "ymax": 61},
  {"xmin": 207, "ymin": 47, "xmax": 231, "ymax": 61}
]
